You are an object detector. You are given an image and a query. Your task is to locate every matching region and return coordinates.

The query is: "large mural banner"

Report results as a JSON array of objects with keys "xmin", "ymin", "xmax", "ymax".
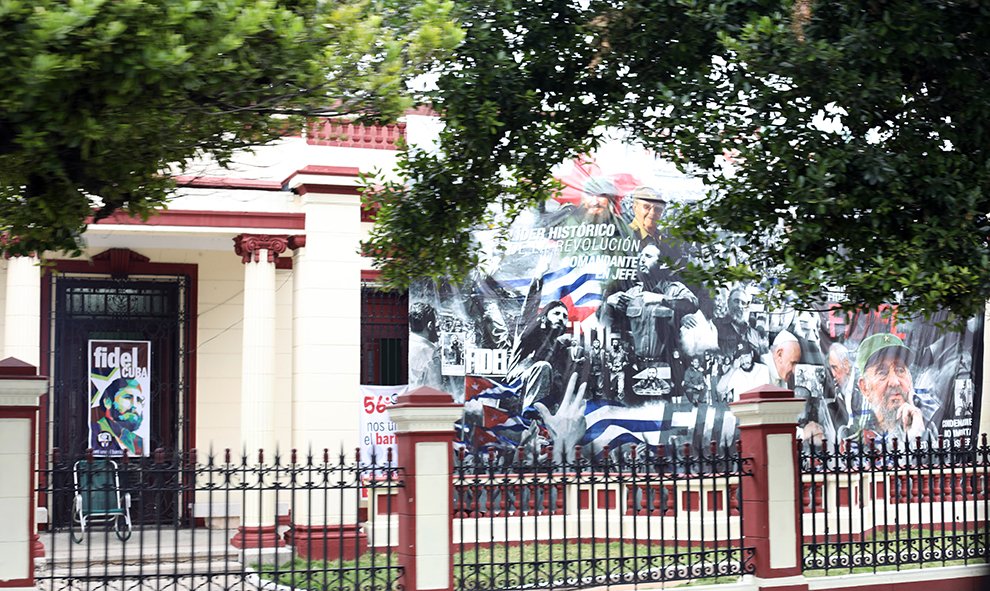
[{"xmin": 409, "ymin": 157, "xmax": 982, "ymax": 462}]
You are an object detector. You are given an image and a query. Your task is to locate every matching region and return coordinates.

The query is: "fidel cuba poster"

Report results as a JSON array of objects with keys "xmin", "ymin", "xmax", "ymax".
[{"xmin": 88, "ymin": 340, "xmax": 152, "ymax": 457}]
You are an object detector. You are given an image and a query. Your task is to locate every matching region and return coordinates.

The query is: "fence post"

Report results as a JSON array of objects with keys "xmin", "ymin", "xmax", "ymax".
[
  {"xmin": 730, "ymin": 385, "xmax": 808, "ymax": 591},
  {"xmin": 0, "ymin": 358, "xmax": 47, "ymax": 591},
  {"xmin": 390, "ymin": 386, "xmax": 462, "ymax": 591}
]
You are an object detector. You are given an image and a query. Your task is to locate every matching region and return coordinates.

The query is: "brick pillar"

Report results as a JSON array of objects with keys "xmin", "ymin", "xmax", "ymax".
[
  {"xmin": 390, "ymin": 387, "xmax": 462, "ymax": 591},
  {"xmin": 730, "ymin": 385, "xmax": 808, "ymax": 591},
  {"xmin": 0, "ymin": 358, "xmax": 46, "ymax": 590}
]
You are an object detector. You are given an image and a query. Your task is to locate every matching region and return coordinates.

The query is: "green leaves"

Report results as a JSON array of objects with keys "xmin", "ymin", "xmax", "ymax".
[
  {"xmin": 0, "ymin": 0, "xmax": 463, "ymax": 259},
  {"xmin": 368, "ymin": 0, "xmax": 990, "ymax": 319}
]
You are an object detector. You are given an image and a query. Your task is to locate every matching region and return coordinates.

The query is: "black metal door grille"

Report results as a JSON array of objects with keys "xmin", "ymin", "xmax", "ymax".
[{"xmin": 49, "ymin": 275, "xmax": 189, "ymax": 526}]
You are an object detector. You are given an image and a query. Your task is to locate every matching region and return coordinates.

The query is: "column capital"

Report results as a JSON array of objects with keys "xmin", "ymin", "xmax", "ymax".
[{"xmin": 232, "ymin": 234, "xmax": 291, "ymax": 264}]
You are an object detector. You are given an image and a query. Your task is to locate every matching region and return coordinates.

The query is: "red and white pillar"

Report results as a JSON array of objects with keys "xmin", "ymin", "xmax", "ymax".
[
  {"xmin": 730, "ymin": 385, "xmax": 808, "ymax": 591},
  {"xmin": 0, "ymin": 358, "xmax": 46, "ymax": 591},
  {"xmin": 390, "ymin": 386, "xmax": 462, "ymax": 591}
]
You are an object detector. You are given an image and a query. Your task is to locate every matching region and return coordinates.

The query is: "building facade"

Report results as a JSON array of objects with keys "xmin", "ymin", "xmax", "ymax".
[{"xmin": 1, "ymin": 117, "xmax": 437, "ymax": 533}]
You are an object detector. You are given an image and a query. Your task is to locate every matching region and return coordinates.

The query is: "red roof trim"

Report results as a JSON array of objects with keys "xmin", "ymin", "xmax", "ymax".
[
  {"xmin": 293, "ymin": 184, "xmax": 361, "ymax": 196},
  {"xmin": 92, "ymin": 210, "xmax": 306, "ymax": 230},
  {"xmin": 281, "ymin": 165, "xmax": 361, "ymax": 190},
  {"xmin": 174, "ymin": 176, "xmax": 283, "ymax": 191},
  {"xmin": 361, "ymin": 269, "xmax": 382, "ymax": 283},
  {"xmin": 295, "ymin": 165, "xmax": 362, "ymax": 177}
]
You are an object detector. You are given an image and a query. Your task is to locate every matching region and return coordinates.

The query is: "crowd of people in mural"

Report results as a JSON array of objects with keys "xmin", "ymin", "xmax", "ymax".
[{"xmin": 409, "ymin": 175, "xmax": 980, "ymax": 464}]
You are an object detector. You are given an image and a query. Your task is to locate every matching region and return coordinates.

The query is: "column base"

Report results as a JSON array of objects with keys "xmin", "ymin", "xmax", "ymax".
[
  {"xmin": 32, "ymin": 533, "xmax": 44, "ymax": 559},
  {"xmin": 230, "ymin": 525, "xmax": 286, "ymax": 549},
  {"xmin": 284, "ymin": 523, "xmax": 368, "ymax": 561}
]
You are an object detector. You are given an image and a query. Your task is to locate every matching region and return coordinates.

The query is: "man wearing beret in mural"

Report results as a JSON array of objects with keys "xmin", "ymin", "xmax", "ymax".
[
  {"xmin": 579, "ymin": 177, "xmax": 619, "ymax": 222},
  {"xmin": 847, "ymin": 333, "xmax": 936, "ymax": 445}
]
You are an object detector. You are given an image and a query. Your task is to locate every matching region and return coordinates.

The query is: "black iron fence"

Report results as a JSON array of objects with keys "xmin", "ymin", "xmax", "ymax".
[
  {"xmin": 449, "ymin": 443, "xmax": 754, "ymax": 590},
  {"xmin": 35, "ymin": 448, "xmax": 402, "ymax": 591},
  {"xmin": 800, "ymin": 434, "xmax": 990, "ymax": 575}
]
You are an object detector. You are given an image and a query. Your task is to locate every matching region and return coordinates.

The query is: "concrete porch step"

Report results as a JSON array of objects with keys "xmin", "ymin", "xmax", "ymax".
[{"xmin": 41, "ymin": 561, "xmax": 247, "ymax": 579}]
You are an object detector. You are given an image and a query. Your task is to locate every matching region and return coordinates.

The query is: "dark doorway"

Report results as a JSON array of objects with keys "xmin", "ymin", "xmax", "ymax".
[{"xmin": 50, "ymin": 275, "xmax": 189, "ymax": 525}]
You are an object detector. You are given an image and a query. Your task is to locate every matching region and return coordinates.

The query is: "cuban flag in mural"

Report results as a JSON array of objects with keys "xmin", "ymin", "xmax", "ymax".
[
  {"xmin": 582, "ymin": 400, "xmax": 675, "ymax": 449},
  {"xmin": 496, "ymin": 259, "xmax": 608, "ymax": 323},
  {"xmin": 464, "ymin": 375, "xmax": 523, "ymax": 404},
  {"xmin": 539, "ymin": 262, "xmax": 607, "ymax": 322},
  {"xmin": 582, "ymin": 400, "xmax": 737, "ymax": 452},
  {"xmin": 462, "ymin": 375, "xmax": 543, "ymax": 450}
]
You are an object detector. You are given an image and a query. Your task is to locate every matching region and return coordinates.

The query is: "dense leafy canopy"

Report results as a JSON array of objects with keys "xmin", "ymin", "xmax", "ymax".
[
  {"xmin": 0, "ymin": 0, "xmax": 461, "ymax": 256},
  {"xmin": 365, "ymin": 0, "xmax": 990, "ymax": 319}
]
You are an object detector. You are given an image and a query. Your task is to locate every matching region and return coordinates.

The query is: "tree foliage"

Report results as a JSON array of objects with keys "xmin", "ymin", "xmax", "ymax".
[
  {"xmin": 0, "ymin": 0, "xmax": 461, "ymax": 256},
  {"xmin": 365, "ymin": 0, "xmax": 990, "ymax": 319}
]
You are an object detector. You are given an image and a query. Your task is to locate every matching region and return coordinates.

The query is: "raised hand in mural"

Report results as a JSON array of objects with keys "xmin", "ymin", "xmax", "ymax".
[{"xmin": 535, "ymin": 372, "xmax": 587, "ymax": 464}]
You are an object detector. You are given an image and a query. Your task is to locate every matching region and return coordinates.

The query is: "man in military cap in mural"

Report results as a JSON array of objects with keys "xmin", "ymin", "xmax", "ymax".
[
  {"xmin": 627, "ymin": 186, "xmax": 666, "ymax": 242},
  {"xmin": 847, "ymin": 333, "xmax": 936, "ymax": 445}
]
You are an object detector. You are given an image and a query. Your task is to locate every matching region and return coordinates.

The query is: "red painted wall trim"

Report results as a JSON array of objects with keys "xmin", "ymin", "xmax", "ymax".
[
  {"xmin": 281, "ymin": 165, "xmax": 361, "ymax": 189},
  {"xmin": 293, "ymin": 183, "xmax": 361, "ymax": 196},
  {"xmin": 292, "ymin": 165, "xmax": 362, "ymax": 177},
  {"xmin": 91, "ymin": 210, "xmax": 306, "ymax": 230},
  {"xmin": 361, "ymin": 270, "xmax": 382, "ymax": 283}
]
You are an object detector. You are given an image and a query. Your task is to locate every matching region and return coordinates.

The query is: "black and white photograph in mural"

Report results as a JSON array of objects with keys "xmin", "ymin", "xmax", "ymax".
[
  {"xmin": 88, "ymin": 339, "xmax": 152, "ymax": 457},
  {"xmin": 408, "ymin": 150, "xmax": 983, "ymax": 463}
]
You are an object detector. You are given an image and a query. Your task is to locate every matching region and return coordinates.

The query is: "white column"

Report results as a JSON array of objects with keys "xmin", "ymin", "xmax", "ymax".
[
  {"xmin": 241, "ymin": 250, "xmax": 277, "ymax": 457},
  {"xmin": 3, "ymin": 256, "xmax": 40, "ymax": 366},
  {"xmin": 231, "ymin": 235, "xmax": 288, "ymax": 550},
  {"xmin": 291, "ymin": 194, "xmax": 362, "ymax": 452}
]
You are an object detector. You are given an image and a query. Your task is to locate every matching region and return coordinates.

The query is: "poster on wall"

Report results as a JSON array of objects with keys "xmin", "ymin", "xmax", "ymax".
[
  {"xmin": 359, "ymin": 384, "xmax": 405, "ymax": 467},
  {"xmin": 408, "ymin": 148, "xmax": 983, "ymax": 463},
  {"xmin": 88, "ymin": 340, "xmax": 151, "ymax": 457}
]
